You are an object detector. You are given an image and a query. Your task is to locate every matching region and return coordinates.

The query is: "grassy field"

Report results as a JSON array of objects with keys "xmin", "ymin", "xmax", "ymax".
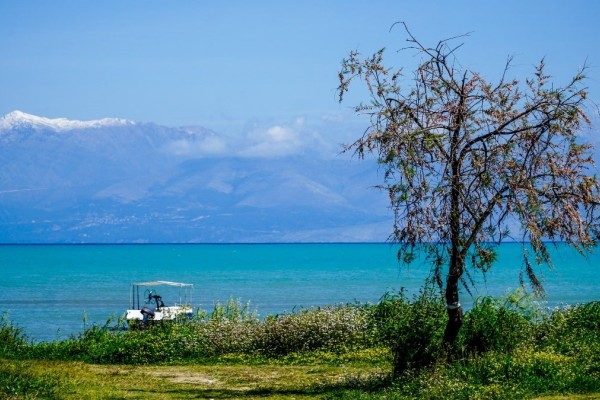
[
  {"xmin": 2, "ymin": 358, "xmax": 389, "ymax": 399},
  {"xmin": 3, "ymin": 358, "xmax": 599, "ymax": 400}
]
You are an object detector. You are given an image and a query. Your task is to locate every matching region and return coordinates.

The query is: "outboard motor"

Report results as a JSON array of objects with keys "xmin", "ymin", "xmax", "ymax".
[{"xmin": 140, "ymin": 306, "xmax": 155, "ymax": 329}]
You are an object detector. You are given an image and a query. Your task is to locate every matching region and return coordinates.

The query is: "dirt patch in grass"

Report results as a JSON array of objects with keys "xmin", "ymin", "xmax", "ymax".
[{"xmin": 144, "ymin": 369, "xmax": 219, "ymax": 385}]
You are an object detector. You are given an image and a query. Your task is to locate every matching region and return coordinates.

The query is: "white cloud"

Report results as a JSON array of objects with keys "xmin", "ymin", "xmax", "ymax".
[
  {"xmin": 167, "ymin": 136, "xmax": 228, "ymax": 157},
  {"xmin": 164, "ymin": 115, "xmax": 355, "ymax": 159},
  {"xmin": 239, "ymin": 120, "xmax": 306, "ymax": 158}
]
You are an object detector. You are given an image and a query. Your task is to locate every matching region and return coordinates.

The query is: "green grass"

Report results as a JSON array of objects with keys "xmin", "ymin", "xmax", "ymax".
[
  {"xmin": 2, "ymin": 357, "xmax": 598, "ymax": 400},
  {"xmin": 0, "ymin": 357, "xmax": 391, "ymax": 399}
]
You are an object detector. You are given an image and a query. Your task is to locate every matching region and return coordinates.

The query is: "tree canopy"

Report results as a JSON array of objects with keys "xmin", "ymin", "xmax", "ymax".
[{"xmin": 338, "ymin": 24, "xmax": 600, "ymax": 344}]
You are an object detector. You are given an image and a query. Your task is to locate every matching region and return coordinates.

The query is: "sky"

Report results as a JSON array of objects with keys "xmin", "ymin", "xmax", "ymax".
[{"xmin": 1, "ymin": 0, "xmax": 599, "ymax": 140}]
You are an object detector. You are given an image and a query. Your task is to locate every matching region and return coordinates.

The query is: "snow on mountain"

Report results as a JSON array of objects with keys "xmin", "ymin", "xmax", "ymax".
[{"xmin": 0, "ymin": 110, "xmax": 134, "ymax": 132}]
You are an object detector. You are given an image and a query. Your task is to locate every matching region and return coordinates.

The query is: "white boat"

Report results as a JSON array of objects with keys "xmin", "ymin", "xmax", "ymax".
[{"xmin": 125, "ymin": 280, "xmax": 194, "ymax": 327}]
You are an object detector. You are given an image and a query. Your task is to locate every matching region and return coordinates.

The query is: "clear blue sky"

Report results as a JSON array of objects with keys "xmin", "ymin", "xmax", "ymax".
[{"xmin": 1, "ymin": 0, "xmax": 599, "ymax": 136}]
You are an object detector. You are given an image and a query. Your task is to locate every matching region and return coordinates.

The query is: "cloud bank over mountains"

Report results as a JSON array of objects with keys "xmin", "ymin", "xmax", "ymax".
[
  {"xmin": 163, "ymin": 117, "xmax": 325, "ymax": 159},
  {"xmin": 0, "ymin": 111, "xmax": 390, "ymax": 243}
]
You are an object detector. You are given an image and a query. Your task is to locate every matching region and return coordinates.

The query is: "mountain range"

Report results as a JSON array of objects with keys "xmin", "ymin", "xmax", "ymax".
[{"xmin": 0, "ymin": 111, "xmax": 391, "ymax": 243}]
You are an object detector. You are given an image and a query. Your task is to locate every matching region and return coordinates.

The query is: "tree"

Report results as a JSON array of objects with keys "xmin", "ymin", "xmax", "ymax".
[{"xmin": 337, "ymin": 24, "xmax": 600, "ymax": 345}]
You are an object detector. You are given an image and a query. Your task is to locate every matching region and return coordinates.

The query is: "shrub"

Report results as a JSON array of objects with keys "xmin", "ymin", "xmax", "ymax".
[
  {"xmin": 369, "ymin": 288, "xmax": 446, "ymax": 376},
  {"xmin": 257, "ymin": 305, "xmax": 372, "ymax": 356},
  {"xmin": 534, "ymin": 301, "xmax": 600, "ymax": 386},
  {"xmin": 458, "ymin": 290, "xmax": 537, "ymax": 354},
  {"xmin": 537, "ymin": 301, "xmax": 600, "ymax": 351}
]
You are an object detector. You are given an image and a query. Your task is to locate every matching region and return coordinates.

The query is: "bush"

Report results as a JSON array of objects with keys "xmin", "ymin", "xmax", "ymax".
[
  {"xmin": 458, "ymin": 291, "xmax": 537, "ymax": 354},
  {"xmin": 369, "ymin": 288, "xmax": 446, "ymax": 376},
  {"xmin": 536, "ymin": 301, "xmax": 600, "ymax": 353},
  {"xmin": 258, "ymin": 305, "xmax": 371, "ymax": 356},
  {"xmin": 534, "ymin": 301, "xmax": 600, "ymax": 387}
]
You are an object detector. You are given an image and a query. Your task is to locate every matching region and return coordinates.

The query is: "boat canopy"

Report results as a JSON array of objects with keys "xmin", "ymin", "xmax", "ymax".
[
  {"xmin": 132, "ymin": 281, "xmax": 193, "ymax": 287},
  {"xmin": 129, "ymin": 281, "xmax": 193, "ymax": 310}
]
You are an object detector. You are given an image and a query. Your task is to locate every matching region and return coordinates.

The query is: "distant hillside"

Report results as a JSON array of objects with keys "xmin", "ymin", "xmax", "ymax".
[{"xmin": 0, "ymin": 111, "xmax": 391, "ymax": 243}]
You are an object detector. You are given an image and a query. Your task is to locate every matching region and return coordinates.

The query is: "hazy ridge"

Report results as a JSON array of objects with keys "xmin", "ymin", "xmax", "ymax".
[{"xmin": 0, "ymin": 112, "xmax": 390, "ymax": 243}]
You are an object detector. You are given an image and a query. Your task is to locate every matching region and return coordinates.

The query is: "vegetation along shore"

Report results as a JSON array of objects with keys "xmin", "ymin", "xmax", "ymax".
[{"xmin": 1, "ymin": 290, "xmax": 599, "ymax": 399}]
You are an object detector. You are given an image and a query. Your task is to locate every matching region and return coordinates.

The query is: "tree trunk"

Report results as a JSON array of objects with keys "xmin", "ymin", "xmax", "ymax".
[
  {"xmin": 446, "ymin": 106, "xmax": 465, "ymax": 346},
  {"xmin": 444, "ymin": 238, "xmax": 464, "ymax": 344},
  {"xmin": 446, "ymin": 141, "xmax": 464, "ymax": 344},
  {"xmin": 443, "ymin": 267, "xmax": 463, "ymax": 344}
]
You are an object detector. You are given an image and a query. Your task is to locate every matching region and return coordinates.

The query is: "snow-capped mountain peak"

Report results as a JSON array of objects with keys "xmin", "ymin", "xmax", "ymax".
[{"xmin": 0, "ymin": 110, "xmax": 134, "ymax": 132}]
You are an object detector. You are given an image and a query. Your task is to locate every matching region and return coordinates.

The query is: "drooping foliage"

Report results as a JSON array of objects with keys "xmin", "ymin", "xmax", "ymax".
[{"xmin": 337, "ymin": 23, "xmax": 600, "ymax": 343}]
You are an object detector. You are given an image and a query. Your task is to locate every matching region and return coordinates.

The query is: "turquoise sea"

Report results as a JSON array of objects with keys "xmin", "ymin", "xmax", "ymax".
[{"xmin": 0, "ymin": 243, "xmax": 598, "ymax": 342}]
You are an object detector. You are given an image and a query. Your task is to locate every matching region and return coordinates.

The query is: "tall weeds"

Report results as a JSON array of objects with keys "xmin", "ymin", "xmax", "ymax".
[
  {"xmin": 1, "ymin": 298, "xmax": 374, "ymax": 364},
  {"xmin": 0, "ymin": 313, "xmax": 28, "ymax": 359}
]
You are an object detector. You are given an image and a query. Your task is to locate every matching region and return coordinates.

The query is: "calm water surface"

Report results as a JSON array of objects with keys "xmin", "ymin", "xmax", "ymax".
[{"xmin": 0, "ymin": 243, "xmax": 598, "ymax": 342}]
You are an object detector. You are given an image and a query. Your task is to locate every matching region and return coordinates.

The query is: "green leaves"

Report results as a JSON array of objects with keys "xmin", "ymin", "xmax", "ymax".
[
  {"xmin": 370, "ymin": 288, "xmax": 446, "ymax": 375},
  {"xmin": 337, "ymin": 25, "xmax": 599, "ymax": 340}
]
